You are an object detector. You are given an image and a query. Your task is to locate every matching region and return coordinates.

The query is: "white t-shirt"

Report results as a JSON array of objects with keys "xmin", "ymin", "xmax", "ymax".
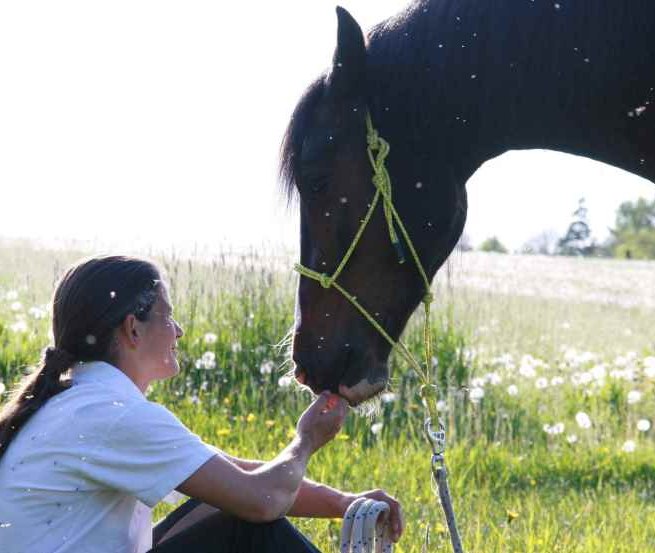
[{"xmin": 0, "ymin": 361, "xmax": 217, "ymax": 553}]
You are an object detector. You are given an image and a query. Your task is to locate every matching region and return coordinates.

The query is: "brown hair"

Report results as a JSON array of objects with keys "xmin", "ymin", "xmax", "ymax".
[{"xmin": 0, "ymin": 255, "xmax": 162, "ymax": 459}]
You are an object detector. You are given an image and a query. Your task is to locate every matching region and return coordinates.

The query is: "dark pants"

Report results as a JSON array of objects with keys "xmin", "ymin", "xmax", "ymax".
[{"xmin": 149, "ymin": 498, "xmax": 322, "ymax": 553}]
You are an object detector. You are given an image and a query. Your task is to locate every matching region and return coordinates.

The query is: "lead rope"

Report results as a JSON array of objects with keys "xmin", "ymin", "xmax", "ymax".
[
  {"xmin": 294, "ymin": 111, "xmax": 464, "ymax": 552},
  {"xmin": 340, "ymin": 498, "xmax": 393, "ymax": 553}
]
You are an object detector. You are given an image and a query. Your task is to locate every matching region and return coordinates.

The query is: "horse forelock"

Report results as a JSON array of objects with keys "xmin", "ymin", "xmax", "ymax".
[{"xmin": 279, "ymin": 77, "xmax": 326, "ymax": 205}]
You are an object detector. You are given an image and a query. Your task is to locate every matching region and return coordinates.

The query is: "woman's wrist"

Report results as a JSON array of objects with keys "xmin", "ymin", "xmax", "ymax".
[{"xmin": 337, "ymin": 492, "xmax": 358, "ymax": 517}]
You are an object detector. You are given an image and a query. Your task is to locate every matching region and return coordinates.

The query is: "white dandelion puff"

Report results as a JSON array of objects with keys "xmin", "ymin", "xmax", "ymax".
[
  {"xmin": 203, "ymin": 333, "xmax": 218, "ymax": 345},
  {"xmin": 575, "ymin": 412, "xmax": 592, "ymax": 429},
  {"xmin": 622, "ymin": 440, "xmax": 636, "ymax": 453},
  {"xmin": 627, "ymin": 390, "xmax": 642, "ymax": 405},
  {"xmin": 637, "ymin": 419, "xmax": 651, "ymax": 432}
]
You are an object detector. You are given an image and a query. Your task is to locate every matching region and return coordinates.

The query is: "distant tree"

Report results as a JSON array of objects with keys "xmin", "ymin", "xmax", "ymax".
[
  {"xmin": 479, "ymin": 236, "xmax": 508, "ymax": 254},
  {"xmin": 557, "ymin": 198, "xmax": 597, "ymax": 256},
  {"xmin": 520, "ymin": 230, "xmax": 559, "ymax": 255},
  {"xmin": 456, "ymin": 232, "xmax": 474, "ymax": 252},
  {"xmin": 608, "ymin": 197, "xmax": 655, "ymax": 259}
]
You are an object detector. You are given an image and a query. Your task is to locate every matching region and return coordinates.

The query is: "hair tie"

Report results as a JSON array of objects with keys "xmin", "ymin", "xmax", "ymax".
[{"xmin": 43, "ymin": 346, "xmax": 75, "ymax": 373}]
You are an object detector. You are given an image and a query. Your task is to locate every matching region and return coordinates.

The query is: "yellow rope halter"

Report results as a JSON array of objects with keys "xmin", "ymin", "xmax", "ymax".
[{"xmin": 293, "ymin": 111, "xmax": 436, "ymax": 413}]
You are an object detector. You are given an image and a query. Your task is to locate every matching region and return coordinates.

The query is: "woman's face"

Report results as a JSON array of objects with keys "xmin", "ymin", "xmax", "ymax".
[{"xmin": 138, "ymin": 284, "xmax": 184, "ymax": 380}]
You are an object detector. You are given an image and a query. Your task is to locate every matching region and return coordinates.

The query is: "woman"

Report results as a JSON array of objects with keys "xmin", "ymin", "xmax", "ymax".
[{"xmin": 0, "ymin": 255, "xmax": 404, "ymax": 552}]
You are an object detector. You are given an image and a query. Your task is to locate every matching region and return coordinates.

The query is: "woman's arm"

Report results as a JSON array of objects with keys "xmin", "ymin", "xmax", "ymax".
[
  {"xmin": 177, "ymin": 435, "xmax": 312, "ymax": 522},
  {"xmin": 216, "ymin": 450, "xmax": 344, "ymax": 517}
]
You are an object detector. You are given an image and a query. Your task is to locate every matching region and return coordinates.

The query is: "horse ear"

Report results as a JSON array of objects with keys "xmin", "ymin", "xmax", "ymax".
[{"xmin": 326, "ymin": 6, "xmax": 366, "ymax": 99}]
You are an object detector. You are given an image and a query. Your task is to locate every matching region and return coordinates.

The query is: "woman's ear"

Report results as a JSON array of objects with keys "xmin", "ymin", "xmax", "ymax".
[{"xmin": 118, "ymin": 313, "xmax": 140, "ymax": 349}]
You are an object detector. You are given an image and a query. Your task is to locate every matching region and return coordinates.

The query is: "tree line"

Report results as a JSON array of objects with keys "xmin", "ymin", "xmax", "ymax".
[{"xmin": 464, "ymin": 197, "xmax": 655, "ymax": 260}]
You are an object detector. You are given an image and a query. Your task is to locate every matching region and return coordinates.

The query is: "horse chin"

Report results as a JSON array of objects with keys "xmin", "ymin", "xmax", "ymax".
[{"xmin": 338, "ymin": 379, "xmax": 386, "ymax": 407}]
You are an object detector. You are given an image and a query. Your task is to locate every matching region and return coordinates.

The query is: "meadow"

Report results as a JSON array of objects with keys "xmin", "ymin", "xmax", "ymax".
[{"xmin": 1, "ymin": 239, "xmax": 654, "ymax": 552}]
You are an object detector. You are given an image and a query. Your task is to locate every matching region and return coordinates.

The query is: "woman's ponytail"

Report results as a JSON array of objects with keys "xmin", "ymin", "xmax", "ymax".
[
  {"xmin": 0, "ymin": 347, "xmax": 75, "ymax": 458},
  {"xmin": 0, "ymin": 255, "xmax": 161, "ymax": 460}
]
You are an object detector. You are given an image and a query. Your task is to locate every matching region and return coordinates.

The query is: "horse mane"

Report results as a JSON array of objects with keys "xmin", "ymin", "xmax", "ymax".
[{"xmin": 279, "ymin": 77, "xmax": 326, "ymax": 205}]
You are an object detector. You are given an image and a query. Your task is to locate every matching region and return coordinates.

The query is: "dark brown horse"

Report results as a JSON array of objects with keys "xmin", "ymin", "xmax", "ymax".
[{"xmin": 280, "ymin": 1, "xmax": 655, "ymax": 405}]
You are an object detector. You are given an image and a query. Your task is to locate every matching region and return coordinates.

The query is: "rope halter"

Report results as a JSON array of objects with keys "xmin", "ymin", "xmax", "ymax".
[{"xmin": 293, "ymin": 111, "xmax": 435, "ymax": 396}]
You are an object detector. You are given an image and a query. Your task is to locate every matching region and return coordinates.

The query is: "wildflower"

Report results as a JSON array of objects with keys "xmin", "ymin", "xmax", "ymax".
[
  {"xmin": 622, "ymin": 440, "xmax": 636, "ymax": 453},
  {"xmin": 436, "ymin": 400, "xmax": 448, "ymax": 412},
  {"xmin": 518, "ymin": 362, "xmax": 536, "ymax": 379},
  {"xmin": 5, "ymin": 290, "xmax": 18, "ymax": 300},
  {"xmin": 471, "ymin": 377, "xmax": 485, "ymax": 388},
  {"xmin": 28, "ymin": 307, "xmax": 46, "ymax": 320},
  {"xmin": 575, "ymin": 412, "xmax": 592, "ymax": 429},
  {"xmin": 535, "ymin": 378, "xmax": 548, "ymax": 390},
  {"xmin": 637, "ymin": 419, "xmax": 651, "ymax": 432},
  {"xmin": 507, "ymin": 384, "xmax": 518, "ymax": 396},
  {"xmin": 337, "ymin": 434, "xmax": 350, "ymax": 441},
  {"xmin": 259, "ymin": 361, "xmax": 275, "ymax": 375},
  {"xmin": 278, "ymin": 375, "xmax": 293, "ymax": 388},
  {"xmin": 566, "ymin": 434, "xmax": 578, "ymax": 444},
  {"xmin": 506, "ymin": 510, "xmax": 519, "ymax": 524},
  {"xmin": 371, "ymin": 422, "xmax": 383, "ymax": 435},
  {"xmin": 222, "ymin": 397, "xmax": 230, "ymax": 406},
  {"xmin": 590, "ymin": 364, "xmax": 606, "ymax": 382},
  {"xmin": 469, "ymin": 386, "xmax": 484, "ymax": 403},
  {"xmin": 216, "ymin": 428, "xmax": 230, "ymax": 437},
  {"xmin": 543, "ymin": 423, "xmax": 564, "ymax": 435},
  {"xmin": 10, "ymin": 301, "xmax": 22, "ymax": 312},
  {"xmin": 0, "ymin": 381, "xmax": 5, "ymax": 395},
  {"xmin": 203, "ymin": 333, "xmax": 218, "ymax": 344},
  {"xmin": 380, "ymin": 392, "xmax": 396, "ymax": 403},
  {"xmin": 550, "ymin": 376, "xmax": 565, "ymax": 386},
  {"xmin": 286, "ymin": 429, "xmax": 296, "ymax": 439},
  {"xmin": 644, "ymin": 357, "xmax": 655, "ymax": 379},
  {"xmin": 485, "ymin": 372, "xmax": 502, "ymax": 385},
  {"xmin": 265, "ymin": 420, "xmax": 275, "ymax": 428},
  {"xmin": 246, "ymin": 413, "xmax": 256, "ymax": 423},
  {"xmin": 195, "ymin": 351, "xmax": 216, "ymax": 370},
  {"xmin": 627, "ymin": 390, "xmax": 642, "ymax": 404},
  {"xmin": 231, "ymin": 342, "xmax": 242, "ymax": 353},
  {"xmin": 10, "ymin": 321, "xmax": 28, "ymax": 333}
]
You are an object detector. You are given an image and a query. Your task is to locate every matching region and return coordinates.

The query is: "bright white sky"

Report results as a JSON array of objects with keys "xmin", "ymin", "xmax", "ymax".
[{"xmin": 1, "ymin": 1, "xmax": 653, "ymax": 255}]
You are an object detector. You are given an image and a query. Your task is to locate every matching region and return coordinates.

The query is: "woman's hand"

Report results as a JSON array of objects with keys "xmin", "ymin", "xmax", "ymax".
[
  {"xmin": 296, "ymin": 392, "xmax": 348, "ymax": 454},
  {"xmin": 340, "ymin": 489, "xmax": 405, "ymax": 543}
]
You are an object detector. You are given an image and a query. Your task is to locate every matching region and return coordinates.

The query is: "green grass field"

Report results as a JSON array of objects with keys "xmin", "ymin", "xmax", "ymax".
[{"xmin": 1, "ymin": 240, "xmax": 654, "ymax": 552}]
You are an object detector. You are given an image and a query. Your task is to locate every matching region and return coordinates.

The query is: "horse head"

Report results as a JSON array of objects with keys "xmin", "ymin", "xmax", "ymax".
[{"xmin": 281, "ymin": 7, "xmax": 467, "ymax": 405}]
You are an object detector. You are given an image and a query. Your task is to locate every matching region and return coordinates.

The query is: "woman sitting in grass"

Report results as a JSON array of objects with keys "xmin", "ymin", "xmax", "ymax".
[{"xmin": 0, "ymin": 255, "xmax": 404, "ymax": 552}]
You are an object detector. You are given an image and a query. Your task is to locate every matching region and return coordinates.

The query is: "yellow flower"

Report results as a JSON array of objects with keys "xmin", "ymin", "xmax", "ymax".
[
  {"xmin": 507, "ymin": 510, "xmax": 519, "ymax": 524},
  {"xmin": 265, "ymin": 420, "xmax": 275, "ymax": 428},
  {"xmin": 530, "ymin": 479, "xmax": 536, "ymax": 486},
  {"xmin": 337, "ymin": 434, "xmax": 350, "ymax": 441},
  {"xmin": 246, "ymin": 413, "xmax": 256, "ymax": 423},
  {"xmin": 223, "ymin": 397, "xmax": 231, "ymax": 405},
  {"xmin": 216, "ymin": 428, "xmax": 231, "ymax": 437},
  {"xmin": 287, "ymin": 429, "xmax": 296, "ymax": 439},
  {"xmin": 435, "ymin": 522, "xmax": 447, "ymax": 534}
]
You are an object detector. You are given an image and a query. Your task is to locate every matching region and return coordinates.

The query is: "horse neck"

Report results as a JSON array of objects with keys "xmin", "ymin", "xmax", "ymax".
[{"xmin": 367, "ymin": 0, "xmax": 655, "ymax": 185}]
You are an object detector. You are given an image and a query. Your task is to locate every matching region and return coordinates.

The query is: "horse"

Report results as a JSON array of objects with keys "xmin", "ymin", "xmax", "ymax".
[{"xmin": 280, "ymin": 0, "xmax": 655, "ymax": 406}]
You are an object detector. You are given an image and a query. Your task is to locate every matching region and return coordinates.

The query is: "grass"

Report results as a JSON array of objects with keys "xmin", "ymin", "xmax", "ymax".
[{"xmin": 1, "ymin": 239, "xmax": 654, "ymax": 552}]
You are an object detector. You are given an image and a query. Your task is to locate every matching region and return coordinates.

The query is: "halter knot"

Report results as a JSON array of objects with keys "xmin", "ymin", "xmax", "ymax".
[
  {"xmin": 423, "ymin": 292, "xmax": 434, "ymax": 305},
  {"xmin": 367, "ymin": 129, "xmax": 380, "ymax": 150},
  {"xmin": 319, "ymin": 273, "xmax": 332, "ymax": 289},
  {"xmin": 371, "ymin": 173, "xmax": 385, "ymax": 190}
]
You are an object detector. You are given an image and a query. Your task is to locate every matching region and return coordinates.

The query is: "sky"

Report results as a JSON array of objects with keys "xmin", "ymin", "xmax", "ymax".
[{"xmin": 1, "ymin": 1, "xmax": 653, "ymax": 255}]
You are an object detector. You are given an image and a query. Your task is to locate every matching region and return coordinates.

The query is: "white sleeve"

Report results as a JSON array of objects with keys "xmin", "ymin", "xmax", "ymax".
[{"xmin": 80, "ymin": 401, "xmax": 217, "ymax": 508}]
